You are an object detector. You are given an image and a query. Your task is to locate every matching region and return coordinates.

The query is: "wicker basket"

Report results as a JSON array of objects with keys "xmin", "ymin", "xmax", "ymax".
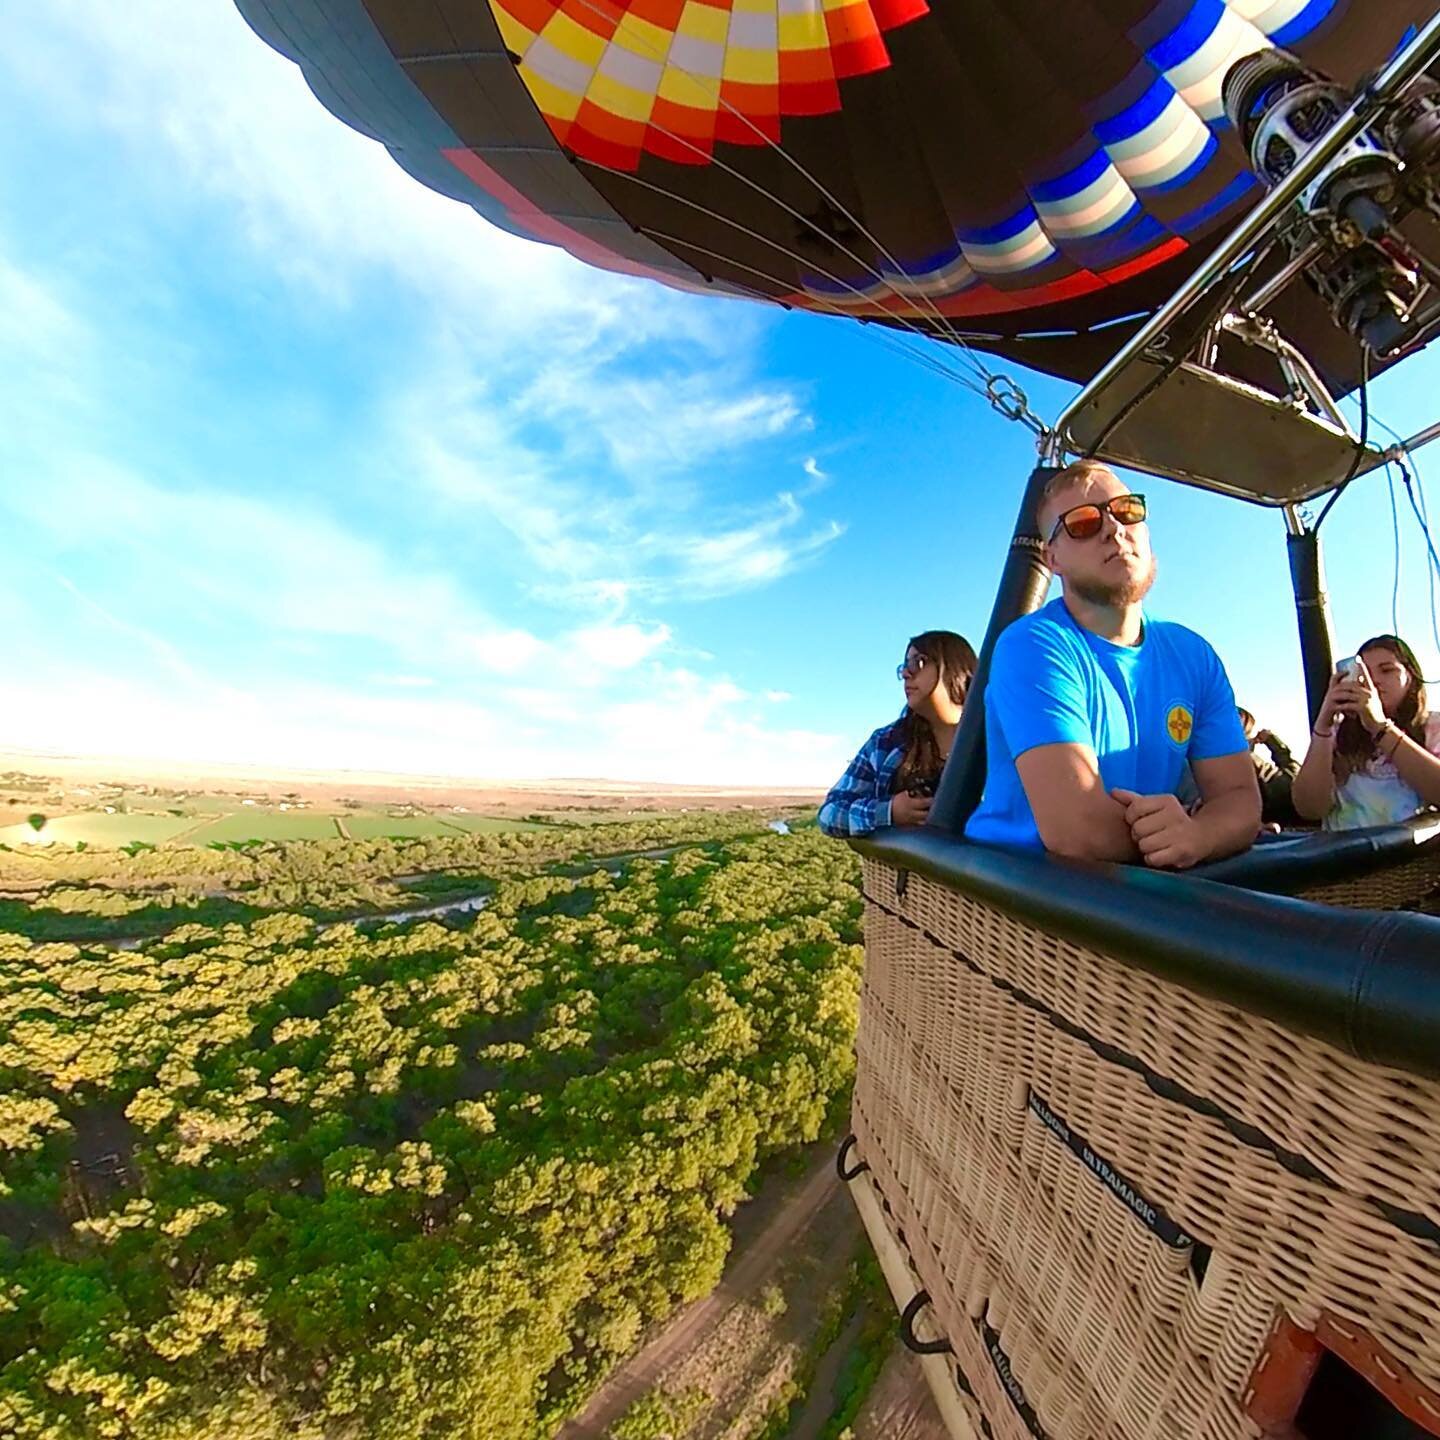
[
  {"xmin": 851, "ymin": 858, "xmax": 1440, "ymax": 1440},
  {"xmin": 1296, "ymin": 846, "xmax": 1440, "ymax": 911}
]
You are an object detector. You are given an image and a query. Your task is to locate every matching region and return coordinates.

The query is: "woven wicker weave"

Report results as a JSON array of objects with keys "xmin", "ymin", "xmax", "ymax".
[
  {"xmin": 852, "ymin": 858, "xmax": 1440, "ymax": 1440},
  {"xmin": 1297, "ymin": 847, "xmax": 1440, "ymax": 910}
]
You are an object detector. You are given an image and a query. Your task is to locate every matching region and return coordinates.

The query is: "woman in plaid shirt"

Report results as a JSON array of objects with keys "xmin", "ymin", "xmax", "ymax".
[{"xmin": 819, "ymin": 630, "xmax": 976, "ymax": 837}]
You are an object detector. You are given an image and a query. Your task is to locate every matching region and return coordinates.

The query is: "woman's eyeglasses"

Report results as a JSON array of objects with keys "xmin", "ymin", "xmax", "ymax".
[
  {"xmin": 897, "ymin": 655, "xmax": 932, "ymax": 681},
  {"xmin": 1049, "ymin": 492, "xmax": 1147, "ymax": 542}
]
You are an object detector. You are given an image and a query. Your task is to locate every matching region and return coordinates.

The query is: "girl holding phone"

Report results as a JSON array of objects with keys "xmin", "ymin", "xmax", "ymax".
[{"xmin": 1292, "ymin": 634, "xmax": 1440, "ymax": 829}]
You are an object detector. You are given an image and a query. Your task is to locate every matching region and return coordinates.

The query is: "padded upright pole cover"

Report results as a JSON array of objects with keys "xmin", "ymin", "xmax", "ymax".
[
  {"xmin": 930, "ymin": 464, "xmax": 1055, "ymax": 835},
  {"xmin": 1288, "ymin": 527, "xmax": 1336, "ymax": 728}
]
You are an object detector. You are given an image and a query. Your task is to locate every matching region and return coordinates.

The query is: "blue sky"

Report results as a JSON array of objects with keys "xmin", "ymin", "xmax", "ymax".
[{"xmin": 4, "ymin": 2, "xmax": 1440, "ymax": 787}]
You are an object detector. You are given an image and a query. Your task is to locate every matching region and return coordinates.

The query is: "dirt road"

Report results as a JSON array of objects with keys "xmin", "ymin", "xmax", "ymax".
[
  {"xmin": 786, "ymin": 1310, "xmax": 865, "ymax": 1440},
  {"xmin": 559, "ymin": 1148, "xmax": 843, "ymax": 1439},
  {"xmin": 852, "ymin": 1346, "xmax": 952, "ymax": 1440}
]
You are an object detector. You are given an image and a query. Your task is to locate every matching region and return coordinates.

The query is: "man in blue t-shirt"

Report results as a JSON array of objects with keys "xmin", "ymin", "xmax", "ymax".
[{"xmin": 965, "ymin": 461, "xmax": 1258, "ymax": 868}]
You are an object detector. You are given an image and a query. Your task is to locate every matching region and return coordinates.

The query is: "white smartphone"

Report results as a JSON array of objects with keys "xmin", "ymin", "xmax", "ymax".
[{"xmin": 1336, "ymin": 655, "xmax": 1365, "ymax": 682}]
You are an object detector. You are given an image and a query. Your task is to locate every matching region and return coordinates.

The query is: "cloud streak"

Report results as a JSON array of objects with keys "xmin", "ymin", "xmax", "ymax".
[{"xmin": 0, "ymin": 0, "xmax": 850, "ymax": 786}]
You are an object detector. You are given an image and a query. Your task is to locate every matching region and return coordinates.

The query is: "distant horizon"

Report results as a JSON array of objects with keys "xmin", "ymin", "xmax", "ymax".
[{"xmin": 0, "ymin": 746, "xmax": 825, "ymax": 798}]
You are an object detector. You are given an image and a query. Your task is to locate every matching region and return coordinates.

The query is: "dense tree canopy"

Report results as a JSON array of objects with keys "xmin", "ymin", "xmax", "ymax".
[{"xmin": 0, "ymin": 828, "xmax": 861, "ymax": 1440}]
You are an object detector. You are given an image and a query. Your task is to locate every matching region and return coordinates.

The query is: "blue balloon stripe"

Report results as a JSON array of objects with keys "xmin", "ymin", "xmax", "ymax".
[
  {"xmin": 1169, "ymin": 169, "xmax": 1259, "ymax": 232},
  {"xmin": 1140, "ymin": 132, "xmax": 1218, "ymax": 193},
  {"xmin": 1271, "ymin": 0, "xmax": 1338, "ymax": 47},
  {"xmin": 957, "ymin": 207, "xmax": 1043, "ymax": 247},
  {"xmin": 1094, "ymin": 74, "xmax": 1177, "ymax": 145},
  {"xmin": 1148, "ymin": 0, "xmax": 1226, "ymax": 72},
  {"xmin": 1074, "ymin": 210, "xmax": 1168, "ymax": 267},
  {"xmin": 1030, "ymin": 149, "xmax": 1114, "ymax": 204}
]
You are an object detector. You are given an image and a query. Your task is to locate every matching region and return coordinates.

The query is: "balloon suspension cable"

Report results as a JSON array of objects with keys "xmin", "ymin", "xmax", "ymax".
[
  {"xmin": 651, "ymin": 231, "xmax": 986, "ymax": 391},
  {"xmin": 1387, "ymin": 461, "xmax": 1403, "ymax": 638},
  {"xmin": 1371, "ymin": 412, "xmax": 1440, "ymax": 666},
  {"xmin": 554, "ymin": 0, "xmax": 1045, "ymax": 431},
  {"xmin": 621, "ymin": 192, "xmax": 1003, "ymax": 398},
  {"xmin": 603, "ymin": 162, "xmax": 1042, "ymax": 430},
  {"xmin": 635, "ymin": 206, "xmax": 1042, "ymax": 414}
]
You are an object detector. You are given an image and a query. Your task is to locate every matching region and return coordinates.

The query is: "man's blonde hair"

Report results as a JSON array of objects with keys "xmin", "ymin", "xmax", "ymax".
[{"xmin": 1037, "ymin": 459, "xmax": 1118, "ymax": 537}]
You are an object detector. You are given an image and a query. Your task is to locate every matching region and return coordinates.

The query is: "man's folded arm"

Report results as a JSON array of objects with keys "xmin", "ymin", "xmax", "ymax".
[
  {"xmin": 1186, "ymin": 649, "xmax": 1261, "ymax": 860},
  {"xmin": 1015, "ymin": 742, "xmax": 1140, "ymax": 862},
  {"xmin": 1189, "ymin": 752, "xmax": 1262, "ymax": 860}
]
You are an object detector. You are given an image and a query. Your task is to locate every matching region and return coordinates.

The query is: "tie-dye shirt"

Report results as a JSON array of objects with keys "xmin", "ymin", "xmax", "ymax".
[{"xmin": 1325, "ymin": 715, "xmax": 1440, "ymax": 831}]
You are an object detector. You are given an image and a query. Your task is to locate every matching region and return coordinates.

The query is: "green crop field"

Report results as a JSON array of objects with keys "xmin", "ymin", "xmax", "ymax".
[
  {"xmin": 340, "ymin": 814, "xmax": 471, "ymax": 840},
  {"xmin": 527, "ymin": 809, "xmax": 671, "ymax": 826},
  {"xmin": 427, "ymin": 813, "xmax": 549, "ymax": 835},
  {"xmin": 0, "ymin": 812, "xmax": 199, "ymax": 848},
  {"xmin": 184, "ymin": 812, "xmax": 345, "ymax": 844},
  {"xmin": 0, "ymin": 807, "xmax": 557, "ymax": 851}
]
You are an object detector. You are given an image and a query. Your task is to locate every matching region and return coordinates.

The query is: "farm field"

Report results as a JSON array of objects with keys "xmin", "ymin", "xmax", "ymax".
[
  {"xmin": 436, "ymin": 812, "xmax": 550, "ymax": 834},
  {"xmin": 341, "ymin": 813, "xmax": 543, "ymax": 840},
  {"xmin": 0, "ymin": 772, "xmax": 560, "ymax": 851},
  {"xmin": 0, "ymin": 812, "xmax": 199, "ymax": 848},
  {"xmin": 121, "ymin": 792, "xmax": 242, "ymax": 815},
  {"xmin": 525, "ymin": 809, "xmax": 672, "ymax": 826},
  {"xmin": 182, "ymin": 811, "xmax": 346, "ymax": 844}
]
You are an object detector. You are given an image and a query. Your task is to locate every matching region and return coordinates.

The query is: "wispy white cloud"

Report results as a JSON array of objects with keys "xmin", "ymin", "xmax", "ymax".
[
  {"xmin": 519, "ymin": 365, "xmax": 807, "ymax": 476},
  {"xmin": 389, "ymin": 346, "xmax": 843, "ymax": 604},
  {"xmin": 1, "ymin": 2, "xmax": 642, "ymax": 348},
  {"xmin": 46, "ymin": 572, "xmax": 203, "ymax": 688},
  {"xmin": 646, "ymin": 492, "xmax": 846, "ymax": 599},
  {"xmin": 568, "ymin": 622, "xmax": 672, "ymax": 671},
  {"xmin": 7, "ymin": 463, "xmax": 543, "ymax": 677},
  {"xmin": 0, "ymin": 0, "xmax": 846, "ymax": 785}
]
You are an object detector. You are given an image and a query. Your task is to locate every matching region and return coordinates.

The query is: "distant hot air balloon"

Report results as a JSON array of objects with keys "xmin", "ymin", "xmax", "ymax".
[{"xmin": 235, "ymin": 0, "xmax": 1437, "ymax": 389}]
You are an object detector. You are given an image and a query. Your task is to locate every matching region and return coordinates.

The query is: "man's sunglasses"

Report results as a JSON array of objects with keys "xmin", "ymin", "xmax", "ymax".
[{"xmin": 1048, "ymin": 492, "xmax": 1147, "ymax": 542}]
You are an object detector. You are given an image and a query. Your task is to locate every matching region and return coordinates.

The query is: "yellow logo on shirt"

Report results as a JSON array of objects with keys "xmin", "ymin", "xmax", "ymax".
[{"xmin": 1166, "ymin": 705, "xmax": 1194, "ymax": 746}]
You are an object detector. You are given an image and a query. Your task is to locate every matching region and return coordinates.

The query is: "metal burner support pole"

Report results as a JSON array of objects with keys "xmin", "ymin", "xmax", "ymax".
[
  {"xmin": 1049, "ymin": 9, "xmax": 1440, "ymax": 460},
  {"xmin": 1284, "ymin": 505, "xmax": 1337, "ymax": 727},
  {"xmin": 930, "ymin": 465, "xmax": 1055, "ymax": 835}
]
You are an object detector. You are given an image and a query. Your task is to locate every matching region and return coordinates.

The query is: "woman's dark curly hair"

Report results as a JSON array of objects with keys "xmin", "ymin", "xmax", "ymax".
[
  {"xmin": 886, "ymin": 630, "xmax": 977, "ymax": 795},
  {"xmin": 1334, "ymin": 634, "xmax": 1429, "ymax": 781}
]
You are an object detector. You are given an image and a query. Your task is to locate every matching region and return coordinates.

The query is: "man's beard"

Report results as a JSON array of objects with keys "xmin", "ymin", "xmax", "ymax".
[{"xmin": 1070, "ymin": 554, "xmax": 1157, "ymax": 607}]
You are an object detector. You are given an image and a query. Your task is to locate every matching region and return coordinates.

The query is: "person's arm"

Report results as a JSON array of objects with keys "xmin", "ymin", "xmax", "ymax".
[
  {"xmin": 1111, "ymin": 753, "xmax": 1259, "ymax": 868},
  {"xmin": 1360, "ymin": 715, "xmax": 1440, "ymax": 806},
  {"xmin": 818, "ymin": 737, "xmax": 890, "ymax": 837},
  {"xmin": 989, "ymin": 625, "xmax": 1137, "ymax": 862},
  {"xmin": 1374, "ymin": 724, "xmax": 1440, "ymax": 803},
  {"xmin": 1191, "ymin": 751, "xmax": 1262, "ymax": 857},
  {"xmin": 1110, "ymin": 642, "xmax": 1259, "ymax": 868},
  {"xmin": 1256, "ymin": 730, "xmax": 1298, "ymax": 776},
  {"xmin": 1292, "ymin": 672, "xmax": 1352, "ymax": 820},
  {"xmin": 1015, "ymin": 744, "xmax": 1139, "ymax": 861}
]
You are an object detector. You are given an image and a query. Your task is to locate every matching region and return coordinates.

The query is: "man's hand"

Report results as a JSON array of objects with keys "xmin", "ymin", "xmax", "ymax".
[
  {"xmin": 1110, "ymin": 789, "xmax": 1209, "ymax": 869},
  {"xmin": 890, "ymin": 792, "xmax": 932, "ymax": 826}
]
